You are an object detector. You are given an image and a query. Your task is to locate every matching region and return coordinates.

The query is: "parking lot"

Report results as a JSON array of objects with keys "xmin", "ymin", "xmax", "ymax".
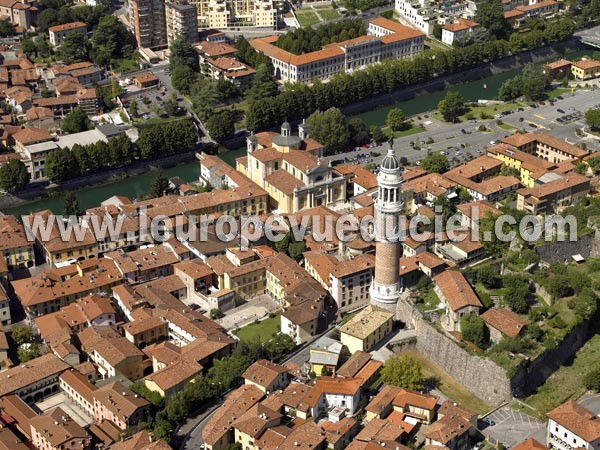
[{"xmin": 480, "ymin": 407, "xmax": 546, "ymax": 449}]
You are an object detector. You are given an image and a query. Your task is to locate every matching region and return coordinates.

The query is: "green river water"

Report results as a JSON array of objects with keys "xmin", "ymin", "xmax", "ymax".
[{"xmin": 3, "ymin": 49, "xmax": 590, "ymax": 217}]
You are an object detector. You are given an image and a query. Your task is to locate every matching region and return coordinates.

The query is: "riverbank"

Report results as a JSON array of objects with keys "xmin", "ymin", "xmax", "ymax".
[{"xmin": 2, "ymin": 41, "xmax": 592, "ymax": 216}]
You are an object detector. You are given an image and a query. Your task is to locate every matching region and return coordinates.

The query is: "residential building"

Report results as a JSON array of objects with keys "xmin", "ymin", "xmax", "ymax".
[
  {"xmin": 0, "ymin": 0, "xmax": 35, "ymax": 30},
  {"xmin": 12, "ymin": 258, "xmax": 121, "ymax": 318},
  {"xmin": 514, "ymin": 439, "xmax": 549, "ymax": 450},
  {"xmin": 544, "ymin": 59, "xmax": 572, "ymax": 79},
  {"xmin": 433, "ymin": 270, "xmax": 482, "ymax": 332},
  {"xmin": 0, "ymin": 214, "xmax": 34, "ymax": 271},
  {"xmin": 442, "ymin": 18, "xmax": 480, "ymax": 45},
  {"xmin": 481, "ymin": 307, "xmax": 528, "ymax": 344},
  {"xmin": 339, "ymin": 305, "xmax": 394, "ymax": 354},
  {"xmin": 48, "ymin": 22, "xmax": 87, "ymax": 47},
  {"xmin": 242, "ymin": 359, "xmax": 290, "ymax": 393},
  {"xmin": 0, "ymin": 353, "xmax": 70, "ymax": 402},
  {"xmin": 424, "ymin": 401, "xmax": 477, "ymax": 450},
  {"xmin": 0, "ymin": 395, "xmax": 37, "ymax": 440},
  {"xmin": 501, "ymin": 132, "xmax": 587, "ymax": 164},
  {"xmin": 308, "ymin": 376, "xmax": 364, "ymax": 417},
  {"xmin": 129, "ymin": 0, "xmax": 167, "ymax": 49},
  {"xmin": 394, "ymin": 0, "xmax": 436, "ymax": 35},
  {"xmin": 59, "ymin": 369, "xmax": 97, "ymax": 418},
  {"xmin": 105, "ymin": 245, "xmax": 180, "ymax": 284},
  {"xmin": 571, "ymin": 58, "xmax": 600, "ymax": 80},
  {"xmin": 309, "ymin": 337, "xmax": 344, "ymax": 376},
  {"xmin": 108, "ymin": 431, "xmax": 174, "ymax": 450},
  {"xmin": 165, "ymin": 0, "xmax": 198, "ymax": 45},
  {"xmin": 190, "ymin": 0, "xmax": 276, "ymax": 30},
  {"xmin": 516, "ymin": 173, "xmax": 590, "ymax": 215},
  {"xmin": 33, "ymin": 88, "xmax": 101, "ymax": 117},
  {"xmin": 546, "ymin": 400, "xmax": 600, "ymax": 450},
  {"xmin": 144, "ymin": 358, "xmax": 203, "ymax": 397},
  {"xmin": 250, "ymin": 18, "xmax": 424, "ymax": 83},
  {"xmin": 30, "ymin": 407, "xmax": 92, "ymax": 450},
  {"xmin": 364, "ymin": 385, "xmax": 438, "ymax": 425},
  {"xmin": 93, "ymin": 382, "xmax": 150, "ymax": 430}
]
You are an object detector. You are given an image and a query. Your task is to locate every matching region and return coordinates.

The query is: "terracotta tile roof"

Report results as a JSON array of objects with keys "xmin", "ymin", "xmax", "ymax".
[
  {"xmin": 105, "ymin": 245, "xmax": 179, "ymax": 274},
  {"xmin": 392, "ymin": 388, "xmax": 438, "ymax": 411},
  {"xmin": 366, "ymin": 385, "xmax": 402, "ymax": 415},
  {"xmin": 517, "ymin": 173, "xmax": 589, "ymax": 199},
  {"xmin": 93, "ymin": 336, "xmax": 143, "ymax": 367},
  {"xmin": 59, "ymin": 368, "xmax": 97, "ymax": 404},
  {"xmin": 434, "ymin": 270, "xmax": 482, "ymax": 312},
  {"xmin": 322, "ymin": 417, "xmax": 357, "ymax": 445},
  {"xmin": 403, "ymin": 173, "xmax": 456, "ymax": 197},
  {"xmin": 194, "ymin": 40, "xmax": 237, "ymax": 57},
  {"xmin": 25, "ymin": 106, "xmax": 54, "ymax": 121},
  {"xmin": 547, "ymin": 400, "xmax": 600, "ymax": 442},
  {"xmin": 251, "ymin": 146, "xmax": 282, "ymax": 163},
  {"xmin": 481, "ymin": 307, "xmax": 528, "ymax": 338},
  {"xmin": 29, "ymin": 407, "xmax": 90, "ymax": 448},
  {"xmin": 516, "ymin": 0, "xmax": 557, "ymax": 11},
  {"xmin": 445, "ymin": 155, "xmax": 503, "ymax": 181},
  {"xmin": 442, "ymin": 18, "xmax": 479, "ymax": 32},
  {"xmin": 416, "ymin": 252, "xmax": 446, "ymax": 270},
  {"xmin": 573, "ymin": 59, "xmax": 600, "ymax": 70},
  {"xmin": 277, "ymin": 421, "xmax": 326, "ymax": 450},
  {"xmin": 0, "ymin": 395, "xmax": 36, "ymax": 439},
  {"xmin": 546, "ymin": 59, "xmax": 572, "ymax": 70},
  {"xmin": 133, "ymin": 72, "xmax": 158, "ymax": 84},
  {"xmin": 355, "ymin": 417, "xmax": 405, "ymax": 443},
  {"xmin": 0, "ymin": 214, "xmax": 31, "ymax": 251},
  {"xmin": 13, "ymin": 126, "xmax": 52, "ymax": 145},
  {"xmin": 0, "ymin": 353, "xmax": 69, "ymax": 397},
  {"xmin": 233, "ymin": 403, "xmax": 283, "ymax": 438},
  {"xmin": 438, "ymin": 401, "xmax": 476, "ymax": 421},
  {"xmin": 106, "ymin": 430, "xmax": 173, "ymax": 450},
  {"xmin": 48, "ymin": 21, "xmax": 86, "ymax": 33},
  {"xmin": 513, "ymin": 439, "xmax": 549, "ymax": 450},
  {"xmin": 530, "ymin": 132, "xmax": 587, "ymax": 158},
  {"xmin": 93, "ymin": 381, "xmax": 149, "ymax": 420},
  {"xmin": 243, "ymin": 359, "xmax": 289, "ymax": 389},
  {"xmin": 331, "ymin": 253, "xmax": 375, "ymax": 279},
  {"xmin": 202, "ymin": 385, "xmax": 264, "ymax": 445},
  {"xmin": 423, "ymin": 414, "xmax": 472, "ymax": 444},
  {"xmin": 337, "ymin": 350, "xmax": 372, "ymax": 378}
]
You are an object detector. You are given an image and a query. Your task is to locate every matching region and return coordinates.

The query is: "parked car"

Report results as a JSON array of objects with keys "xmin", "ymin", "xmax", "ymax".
[{"xmin": 557, "ymin": 108, "xmax": 565, "ymax": 114}]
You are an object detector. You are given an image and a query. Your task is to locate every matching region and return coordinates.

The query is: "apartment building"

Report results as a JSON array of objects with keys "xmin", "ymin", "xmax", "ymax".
[
  {"xmin": 92, "ymin": 382, "xmax": 150, "ymax": 429},
  {"xmin": 129, "ymin": 0, "xmax": 167, "ymax": 49},
  {"xmin": 394, "ymin": 0, "xmax": 436, "ymax": 34},
  {"xmin": 0, "ymin": 214, "xmax": 34, "ymax": 271},
  {"xmin": 242, "ymin": 359, "xmax": 290, "ymax": 393},
  {"xmin": 339, "ymin": 305, "xmax": 394, "ymax": 354},
  {"xmin": 33, "ymin": 88, "xmax": 100, "ymax": 117},
  {"xmin": 191, "ymin": 0, "xmax": 276, "ymax": 29},
  {"xmin": 59, "ymin": 369, "xmax": 97, "ymax": 418},
  {"xmin": 501, "ymin": 132, "xmax": 587, "ymax": 164},
  {"xmin": 516, "ymin": 173, "xmax": 590, "ymax": 215},
  {"xmin": 546, "ymin": 401, "xmax": 600, "ymax": 450},
  {"xmin": 365, "ymin": 385, "xmax": 439, "ymax": 424},
  {"xmin": 250, "ymin": 18, "xmax": 424, "ymax": 83},
  {"xmin": 571, "ymin": 58, "xmax": 600, "ymax": 80},
  {"xmin": 0, "ymin": 0, "xmax": 35, "ymax": 31},
  {"xmin": 48, "ymin": 22, "xmax": 87, "ymax": 47},
  {"xmin": 165, "ymin": 0, "xmax": 198, "ymax": 45}
]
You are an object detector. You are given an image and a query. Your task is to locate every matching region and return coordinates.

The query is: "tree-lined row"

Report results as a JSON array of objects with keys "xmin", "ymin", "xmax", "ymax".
[
  {"xmin": 275, "ymin": 19, "xmax": 366, "ymax": 55},
  {"xmin": 245, "ymin": 20, "xmax": 576, "ymax": 131}
]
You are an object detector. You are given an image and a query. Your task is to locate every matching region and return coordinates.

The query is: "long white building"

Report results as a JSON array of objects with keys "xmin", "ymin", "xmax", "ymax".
[{"xmin": 250, "ymin": 17, "xmax": 424, "ymax": 83}]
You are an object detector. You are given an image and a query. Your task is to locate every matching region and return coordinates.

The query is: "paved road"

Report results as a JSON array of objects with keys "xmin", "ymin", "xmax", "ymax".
[
  {"xmin": 481, "ymin": 407, "xmax": 546, "ymax": 449},
  {"xmin": 578, "ymin": 393, "xmax": 600, "ymax": 414},
  {"xmin": 323, "ymin": 88, "xmax": 600, "ymax": 169}
]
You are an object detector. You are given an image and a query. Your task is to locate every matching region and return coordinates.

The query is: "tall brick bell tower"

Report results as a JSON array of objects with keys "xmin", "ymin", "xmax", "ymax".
[{"xmin": 369, "ymin": 147, "xmax": 404, "ymax": 313}]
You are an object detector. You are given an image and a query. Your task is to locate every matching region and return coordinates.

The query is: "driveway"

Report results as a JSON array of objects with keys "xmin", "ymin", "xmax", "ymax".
[
  {"xmin": 480, "ymin": 407, "xmax": 545, "ymax": 449},
  {"xmin": 579, "ymin": 393, "xmax": 600, "ymax": 415}
]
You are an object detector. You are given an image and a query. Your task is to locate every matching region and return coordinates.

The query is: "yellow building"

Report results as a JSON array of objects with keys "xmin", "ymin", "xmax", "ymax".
[
  {"xmin": 0, "ymin": 215, "xmax": 35, "ymax": 270},
  {"xmin": 144, "ymin": 358, "xmax": 202, "ymax": 397},
  {"xmin": 571, "ymin": 59, "xmax": 600, "ymax": 80},
  {"xmin": 237, "ymin": 122, "xmax": 347, "ymax": 213},
  {"xmin": 206, "ymin": 248, "xmax": 269, "ymax": 300},
  {"xmin": 339, "ymin": 305, "xmax": 394, "ymax": 354}
]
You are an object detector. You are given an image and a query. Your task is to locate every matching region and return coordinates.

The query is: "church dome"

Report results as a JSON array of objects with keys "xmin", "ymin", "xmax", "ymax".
[{"xmin": 380, "ymin": 148, "xmax": 400, "ymax": 171}]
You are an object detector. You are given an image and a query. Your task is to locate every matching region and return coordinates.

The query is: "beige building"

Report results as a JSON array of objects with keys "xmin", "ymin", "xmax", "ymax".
[
  {"xmin": 130, "ymin": 0, "xmax": 167, "ymax": 49},
  {"xmin": 481, "ymin": 308, "xmax": 528, "ymax": 344},
  {"xmin": 237, "ymin": 122, "xmax": 346, "ymax": 213},
  {"xmin": 48, "ymin": 22, "xmax": 87, "ymax": 47},
  {"xmin": 144, "ymin": 358, "xmax": 202, "ymax": 397},
  {"xmin": 339, "ymin": 305, "xmax": 394, "ymax": 354},
  {"xmin": 0, "ymin": 0, "xmax": 35, "ymax": 31},
  {"xmin": 516, "ymin": 173, "xmax": 590, "ymax": 215},
  {"xmin": 93, "ymin": 382, "xmax": 150, "ymax": 430},
  {"xmin": 190, "ymin": 0, "xmax": 276, "ymax": 29},
  {"xmin": 242, "ymin": 359, "xmax": 290, "ymax": 393},
  {"xmin": 433, "ymin": 270, "xmax": 482, "ymax": 332},
  {"xmin": 0, "ymin": 214, "xmax": 34, "ymax": 271}
]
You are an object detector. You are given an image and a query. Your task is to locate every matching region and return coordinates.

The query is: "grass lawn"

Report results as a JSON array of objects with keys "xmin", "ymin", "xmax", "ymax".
[
  {"xmin": 433, "ymin": 101, "xmax": 524, "ymax": 123},
  {"xmin": 416, "ymin": 289, "xmax": 441, "ymax": 313},
  {"xmin": 111, "ymin": 57, "xmax": 140, "ymax": 74},
  {"xmin": 233, "ymin": 315, "xmax": 280, "ymax": 343},
  {"xmin": 383, "ymin": 124, "xmax": 425, "ymax": 138},
  {"xmin": 405, "ymin": 350, "xmax": 492, "ymax": 414},
  {"xmin": 319, "ymin": 8, "xmax": 340, "ymax": 20},
  {"xmin": 497, "ymin": 122, "xmax": 517, "ymax": 131},
  {"xmin": 296, "ymin": 10, "xmax": 321, "ymax": 26},
  {"xmin": 516, "ymin": 334, "xmax": 600, "ymax": 419},
  {"xmin": 546, "ymin": 87, "xmax": 574, "ymax": 98}
]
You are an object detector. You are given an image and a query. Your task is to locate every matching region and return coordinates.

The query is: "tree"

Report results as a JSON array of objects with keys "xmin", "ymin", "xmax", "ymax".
[
  {"xmin": 478, "ymin": 265, "xmax": 499, "ymax": 289},
  {"xmin": 148, "ymin": 170, "xmax": 169, "ymax": 198},
  {"xmin": 206, "ymin": 110, "xmax": 235, "ymax": 141},
  {"xmin": 386, "ymin": 108, "xmax": 405, "ymax": 132},
  {"xmin": 438, "ymin": 91, "xmax": 466, "ymax": 123},
  {"xmin": 584, "ymin": 367, "xmax": 600, "ymax": 391},
  {"xmin": 370, "ymin": 125, "xmax": 386, "ymax": 144},
  {"xmin": 45, "ymin": 147, "xmax": 79, "ymax": 183},
  {"xmin": 90, "ymin": 15, "xmax": 132, "ymax": 66},
  {"xmin": 475, "ymin": 0, "xmax": 510, "ymax": 39},
  {"xmin": 0, "ymin": 159, "xmax": 29, "ymax": 191},
  {"xmin": 62, "ymin": 107, "xmax": 92, "ymax": 133},
  {"xmin": 17, "ymin": 343, "xmax": 40, "ymax": 363},
  {"xmin": 171, "ymin": 65, "xmax": 197, "ymax": 93},
  {"xmin": 36, "ymin": 8, "xmax": 58, "ymax": 32},
  {"xmin": 11, "ymin": 325, "xmax": 33, "ymax": 345},
  {"xmin": 210, "ymin": 308, "xmax": 224, "ymax": 320},
  {"xmin": 130, "ymin": 381, "xmax": 165, "ymax": 407},
  {"xmin": 63, "ymin": 191, "xmax": 81, "ymax": 216},
  {"xmin": 586, "ymin": 108, "xmax": 600, "ymax": 131},
  {"xmin": 129, "ymin": 98, "xmax": 138, "ymax": 117},
  {"xmin": 348, "ymin": 118, "xmax": 370, "ymax": 146},
  {"xmin": 287, "ymin": 240, "xmax": 306, "ymax": 260},
  {"xmin": 460, "ymin": 314, "xmax": 487, "ymax": 347},
  {"xmin": 59, "ymin": 31, "xmax": 87, "ymax": 64},
  {"xmin": 380, "ymin": 354, "xmax": 426, "ymax": 390},
  {"xmin": 245, "ymin": 64, "xmax": 279, "ymax": 103},
  {"xmin": 503, "ymin": 275, "xmax": 530, "ymax": 313},
  {"xmin": 0, "ymin": 19, "xmax": 13, "ymax": 36},
  {"xmin": 547, "ymin": 275, "xmax": 569, "ymax": 300},
  {"xmin": 421, "ymin": 152, "xmax": 449, "ymax": 174},
  {"xmin": 306, "ymin": 108, "xmax": 349, "ymax": 155},
  {"xmin": 263, "ymin": 333, "xmax": 295, "ymax": 359},
  {"xmin": 20, "ymin": 38, "xmax": 36, "ymax": 55},
  {"xmin": 169, "ymin": 34, "xmax": 199, "ymax": 71}
]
